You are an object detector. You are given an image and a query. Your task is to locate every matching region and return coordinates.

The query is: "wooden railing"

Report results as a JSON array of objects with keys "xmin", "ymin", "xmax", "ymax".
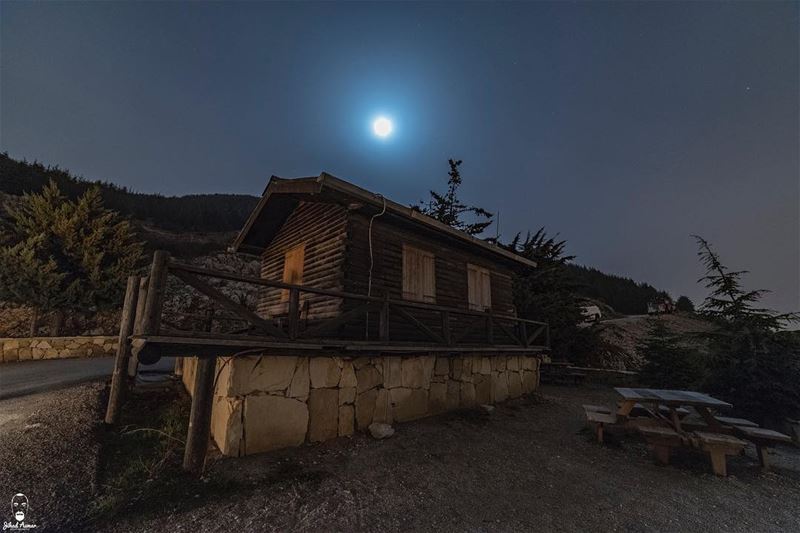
[{"xmin": 132, "ymin": 251, "xmax": 549, "ymax": 361}]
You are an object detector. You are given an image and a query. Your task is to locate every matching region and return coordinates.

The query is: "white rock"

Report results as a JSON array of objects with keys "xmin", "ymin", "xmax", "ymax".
[
  {"xmin": 479, "ymin": 404, "xmax": 495, "ymax": 414},
  {"xmin": 368, "ymin": 422, "xmax": 395, "ymax": 440}
]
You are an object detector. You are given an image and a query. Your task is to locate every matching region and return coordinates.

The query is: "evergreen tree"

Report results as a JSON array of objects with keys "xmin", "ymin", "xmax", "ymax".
[
  {"xmin": 675, "ymin": 295, "xmax": 695, "ymax": 313},
  {"xmin": 638, "ymin": 320, "xmax": 705, "ymax": 389},
  {"xmin": 418, "ymin": 159, "xmax": 493, "ymax": 236},
  {"xmin": 693, "ymin": 235, "xmax": 800, "ymax": 423},
  {"xmin": 505, "ymin": 229, "xmax": 606, "ymax": 363},
  {"xmin": 0, "ymin": 181, "xmax": 144, "ymax": 335}
]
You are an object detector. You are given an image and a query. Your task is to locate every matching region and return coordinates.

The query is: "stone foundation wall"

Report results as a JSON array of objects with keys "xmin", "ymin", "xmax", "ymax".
[
  {"xmin": 182, "ymin": 353, "xmax": 541, "ymax": 456},
  {"xmin": 0, "ymin": 336, "xmax": 118, "ymax": 363}
]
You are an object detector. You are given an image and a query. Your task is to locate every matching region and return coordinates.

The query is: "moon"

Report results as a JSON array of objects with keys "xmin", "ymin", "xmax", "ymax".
[{"xmin": 373, "ymin": 116, "xmax": 393, "ymax": 138}]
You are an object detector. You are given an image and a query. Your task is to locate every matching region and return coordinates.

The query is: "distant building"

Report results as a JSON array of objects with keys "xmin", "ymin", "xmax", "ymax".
[{"xmin": 647, "ymin": 297, "xmax": 675, "ymax": 315}]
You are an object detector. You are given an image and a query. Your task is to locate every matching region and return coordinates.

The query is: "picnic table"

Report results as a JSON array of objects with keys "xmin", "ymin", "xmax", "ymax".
[
  {"xmin": 596, "ymin": 387, "xmax": 794, "ymax": 474},
  {"xmin": 615, "ymin": 387, "xmax": 732, "ymax": 432}
]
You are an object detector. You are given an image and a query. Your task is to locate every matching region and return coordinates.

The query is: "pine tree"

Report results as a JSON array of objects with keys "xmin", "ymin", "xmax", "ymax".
[
  {"xmin": 418, "ymin": 159, "xmax": 493, "ymax": 236},
  {"xmin": 505, "ymin": 229, "xmax": 604, "ymax": 362},
  {"xmin": 675, "ymin": 295, "xmax": 695, "ymax": 313},
  {"xmin": 0, "ymin": 181, "xmax": 144, "ymax": 335},
  {"xmin": 638, "ymin": 320, "xmax": 705, "ymax": 389},
  {"xmin": 693, "ymin": 235, "xmax": 800, "ymax": 423}
]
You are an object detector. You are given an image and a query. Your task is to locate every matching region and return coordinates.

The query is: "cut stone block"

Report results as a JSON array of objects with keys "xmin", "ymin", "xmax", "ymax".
[
  {"xmin": 460, "ymin": 382, "xmax": 476, "ymax": 408},
  {"xmin": 244, "ymin": 395, "xmax": 308, "ymax": 454},
  {"xmin": 356, "ymin": 364, "xmax": 382, "ymax": 393},
  {"xmin": 211, "ymin": 396, "xmax": 243, "ymax": 456},
  {"xmin": 390, "ymin": 387, "xmax": 428, "ymax": 422},
  {"xmin": 310, "ymin": 357, "xmax": 341, "ymax": 389},
  {"xmin": 288, "ymin": 357, "xmax": 309, "ymax": 399},
  {"xmin": 338, "ymin": 404, "xmax": 354, "ymax": 437},
  {"xmin": 383, "ymin": 356, "xmax": 402, "ymax": 388},
  {"xmin": 401, "ymin": 357, "xmax": 426, "ymax": 388},
  {"xmin": 429, "ymin": 382, "xmax": 448, "ymax": 414},
  {"xmin": 339, "ymin": 361, "xmax": 357, "ymax": 388},
  {"xmin": 356, "ymin": 388, "xmax": 378, "ymax": 430},
  {"xmin": 308, "ymin": 388, "xmax": 339, "ymax": 442}
]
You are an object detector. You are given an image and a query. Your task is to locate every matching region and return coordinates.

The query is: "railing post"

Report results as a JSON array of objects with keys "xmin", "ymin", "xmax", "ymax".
[
  {"xmin": 127, "ymin": 276, "xmax": 149, "ymax": 378},
  {"xmin": 545, "ymin": 323, "xmax": 551, "ymax": 348},
  {"xmin": 378, "ymin": 294, "xmax": 390, "ymax": 341},
  {"xmin": 486, "ymin": 310, "xmax": 494, "ymax": 345},
  {"xmin": 441, "ymin": 310, "xmax": 451, "ymax": 345},
  {"xmin": 139, "ymin": 250, "xmax": 170, "ymax": 337},
  {"xmin": 519, "ymin": 321, "xmax": 528, "ymax": 348},
  {"xmin": 135, "ymin": 250, "xmax": 169, "ymax": 365},
  {"xmin": 287, "ymin": 288, "xmax": 300, "ymax": 339},
  {"xmin": 105, "ymin": 275, "xmax": 141, "ymax": 425}
]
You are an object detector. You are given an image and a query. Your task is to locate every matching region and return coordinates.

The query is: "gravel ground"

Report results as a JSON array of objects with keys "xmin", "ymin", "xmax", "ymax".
[
  {"xmin": 0, "ymin": 383, "xmax": 105, "ymax": 532},
  {"xmin": 100, "ymin": 384, "xmax": 800, "ymax": 533}
]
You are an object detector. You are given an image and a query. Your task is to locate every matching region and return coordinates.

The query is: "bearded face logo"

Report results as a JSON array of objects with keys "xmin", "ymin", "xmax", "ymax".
[{"xmin": 11, "ymin": 493, "xmax": 28, "ymax": 523}]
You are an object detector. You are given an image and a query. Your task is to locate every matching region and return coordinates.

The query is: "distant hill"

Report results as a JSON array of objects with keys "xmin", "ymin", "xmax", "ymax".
[
  {"xmin": 0, "ymin": 153, "xmax": 670, "ymax": 313},
  {"xmin": 0, "ymin": 153, "xmax": 258, "ymax": 232},
  {"xmin": 567, "ymin": 264, "xmax": 670, "ymax": 315}
]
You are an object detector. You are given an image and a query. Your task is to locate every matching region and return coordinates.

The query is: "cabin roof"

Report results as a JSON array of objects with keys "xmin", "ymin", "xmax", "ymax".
[{"xmin": 230, "ymin": 173, "xmax": 537, "ymax": 269}]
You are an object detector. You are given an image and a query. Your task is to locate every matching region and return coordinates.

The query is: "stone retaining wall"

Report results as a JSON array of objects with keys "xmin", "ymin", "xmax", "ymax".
[
  {"xmin": 182, "ymin": 353, "xmax": 541, "ymax": 456},
  {"xmin": 0, "ymin": 336, "xmax": 118, "ymax": 363}
]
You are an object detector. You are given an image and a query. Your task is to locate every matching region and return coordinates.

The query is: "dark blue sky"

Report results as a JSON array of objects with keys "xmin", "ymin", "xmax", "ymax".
[{"xmin": 2, "ymin": 2, "xmax": 798, "ymax": 314}]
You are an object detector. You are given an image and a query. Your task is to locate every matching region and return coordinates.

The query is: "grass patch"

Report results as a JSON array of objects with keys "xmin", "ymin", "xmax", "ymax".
[{"xmin": 89, "ymin": 385, "xmax": 242, "ymax": 526}]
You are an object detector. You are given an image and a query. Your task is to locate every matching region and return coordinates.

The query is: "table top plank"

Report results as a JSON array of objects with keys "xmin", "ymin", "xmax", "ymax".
[{"xmin": 614, "ymin": 388, "xmax": 732, "ymax": 408}]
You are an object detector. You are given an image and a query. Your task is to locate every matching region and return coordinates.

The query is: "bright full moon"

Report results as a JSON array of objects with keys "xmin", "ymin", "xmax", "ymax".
[{"xmin": 373, "ymin": 116, "xmax": 393, "ymax": 138}]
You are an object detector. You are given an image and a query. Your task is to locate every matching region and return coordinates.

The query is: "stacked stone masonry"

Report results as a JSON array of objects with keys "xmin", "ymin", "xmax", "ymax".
[
  {"xmin": 182, "ymin": 353, "xmax": 541, "ymax": 456},
  {"xmin": 0, "ymin": 336, "xmax": 118, "ymax": 363}
]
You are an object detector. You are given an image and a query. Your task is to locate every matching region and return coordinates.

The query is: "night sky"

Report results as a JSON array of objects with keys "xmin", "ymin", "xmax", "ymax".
[{"xmin": 2, "ymin": 2, "xmax": 798, "ymax": 314}]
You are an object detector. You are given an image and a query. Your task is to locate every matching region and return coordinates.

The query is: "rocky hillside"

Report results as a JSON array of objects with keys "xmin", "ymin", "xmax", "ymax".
[{"xmin": 598, "ymin": 313, "xmax": 716, "ymax": 370}]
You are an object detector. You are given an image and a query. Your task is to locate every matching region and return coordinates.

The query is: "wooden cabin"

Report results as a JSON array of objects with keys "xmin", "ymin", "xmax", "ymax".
[
  {"xmin": 129, "ymin": 172, "xmax": 549, "ymax": 461},
  {"xmin": 230, "ymin": 173, "xmax": 543, "ymax": 348}
]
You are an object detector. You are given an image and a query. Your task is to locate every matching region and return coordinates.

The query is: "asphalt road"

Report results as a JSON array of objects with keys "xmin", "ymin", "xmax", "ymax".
[{"xmin": 0, "ymin": 356, "xmax": 175, "ymax": 400}]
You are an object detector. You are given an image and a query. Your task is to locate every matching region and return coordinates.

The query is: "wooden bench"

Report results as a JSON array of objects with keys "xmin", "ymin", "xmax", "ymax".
[
  {"xmin": 639, "ymin": 426, "xmax": 685, "ymax": 465},
  {"xmin": 732, "ymin": 426, "xmax": 793, "ymax": 469},
  {"xmin": 692, "ymin": 432, "xmax": 747, "ymax": 476},
  {"xmin": 714, "ymin": 416, "xmax": 758, "ymax": 428},
  {"xmin": 584, "ymin": 405, "xmax": 617, "ymax": 444}
]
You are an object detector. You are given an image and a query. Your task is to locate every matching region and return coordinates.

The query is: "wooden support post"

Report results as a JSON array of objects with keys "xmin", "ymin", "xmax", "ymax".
[
  {"xmin": 105, "ymin": 276, "xmax": 141, "ymax": 425},
  {"xmin": 287, "ymin": 288, "xmax": 300, "ymax": 340},
  {"xmin": 519, "ymin": 322, "xmax": 528, "ymax": 348},
  {"xmin": 756, "ymin": 445, "xmax": 770, "ymax": 470},
  {"xmin": 183, "ymin": 355, "xmax": 217, "ymax": 475},
  {"xmin": 486, "ymin": 312, "xmax": 494, "ymax": 345},
  {"xmin": 708, "ymin": 449, "xmax": 727, "ymax": 476},
  {"xmin": 128, "ymin": 276, "xmax": 149, "ymax": 378},
  {"xmin": 653, "ymin": 445, "xmax": 671, "ymax": 465}
]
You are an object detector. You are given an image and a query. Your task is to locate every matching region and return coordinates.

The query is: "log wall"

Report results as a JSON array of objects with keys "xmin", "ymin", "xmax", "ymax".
[
  {"xmin": 342, "ymin": 213, "xmax": 517, "ymax": 342},
  {"xmin": 257, "ymin": 201, "xmax": 348, "ymax": 320}
]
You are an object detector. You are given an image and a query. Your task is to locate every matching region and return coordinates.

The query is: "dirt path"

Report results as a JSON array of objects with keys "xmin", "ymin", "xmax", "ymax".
[
  {"xmin": 0, "ymin": 383, "xmax": 105, "ymax": 532},
  {"xmin": 103, "ymin": 385, "xmax": 800, "ymax": 532}
]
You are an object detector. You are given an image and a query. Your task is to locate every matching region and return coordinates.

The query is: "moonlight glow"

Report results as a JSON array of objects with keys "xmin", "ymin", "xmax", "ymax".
[{"xmin": 373, "ymin": 116, "xmax": 393, "ymax": 138}]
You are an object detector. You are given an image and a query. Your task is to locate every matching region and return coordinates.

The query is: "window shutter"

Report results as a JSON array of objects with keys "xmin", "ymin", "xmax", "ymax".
[
  {"xmin": 281, "ymin": 244, "xmax": 305, "ymax": 302},
  {"xmin": 467, "ymin": 264, "xmax": 491, "ymax": 311},
  {"xmin": 402, "ymin": 244, "xmax": 436, "ymax": 303}
]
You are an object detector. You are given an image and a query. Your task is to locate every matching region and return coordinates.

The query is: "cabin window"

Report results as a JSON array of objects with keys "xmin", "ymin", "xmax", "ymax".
[
  {"xmin": 402, "ymin": 244, "xmax": 436, "ymax": 303},
  {"xmin": 467, "ymin": 264, "xmax": 492, "ymax": 311},
  {"xmin": 281, "ymin": 243, "xmax": 305, "ymax": 302}
]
